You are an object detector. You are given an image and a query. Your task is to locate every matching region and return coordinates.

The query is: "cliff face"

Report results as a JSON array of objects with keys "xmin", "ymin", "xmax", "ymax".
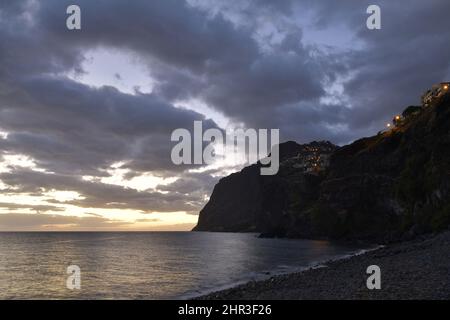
[
  {"xmin": 193, "ymin": 141, "xmax": 338, "ymax": 234},
  {"xmin": 193, "ymin": 96, "xmax": 450, "ymax": 243}
]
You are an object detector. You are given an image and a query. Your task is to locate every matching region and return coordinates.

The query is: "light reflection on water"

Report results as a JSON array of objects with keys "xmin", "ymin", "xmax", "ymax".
[{"xmin": 0, "ymin": 232, "xmax": 364, "ymax": 299}]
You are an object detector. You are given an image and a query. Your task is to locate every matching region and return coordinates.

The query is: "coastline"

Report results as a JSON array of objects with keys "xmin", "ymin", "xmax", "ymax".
[
  {"xmin": 183, "ymin": 245, "xmax": 379, "ymax": 300},
  {"xmin": 181, "ymin": 248, "xmax": 370, "ymax": 300},
  {"xmin": 195, "ymin": 230, "xmax": 450, "ymax": 300}
]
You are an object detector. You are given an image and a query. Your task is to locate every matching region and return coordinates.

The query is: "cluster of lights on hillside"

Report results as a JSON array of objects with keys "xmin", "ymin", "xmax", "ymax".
[
  {"xmin": 386, "ymin": 82, "xmax": 449, "ymax": 129},
  {"xmin": 386, "ymin": 115, "xmax": 401, "ymax": 128}
]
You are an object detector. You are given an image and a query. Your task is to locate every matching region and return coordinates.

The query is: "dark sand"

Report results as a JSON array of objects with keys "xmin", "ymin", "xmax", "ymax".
[{"xmin": 197, "ymin": 231, "xmax": 450, "ymax": 300}]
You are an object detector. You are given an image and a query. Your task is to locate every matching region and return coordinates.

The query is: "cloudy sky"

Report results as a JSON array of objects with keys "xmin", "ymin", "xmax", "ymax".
[{"xmin": 0, "ymin": 0, "xmax": 449, "ymax": 231}]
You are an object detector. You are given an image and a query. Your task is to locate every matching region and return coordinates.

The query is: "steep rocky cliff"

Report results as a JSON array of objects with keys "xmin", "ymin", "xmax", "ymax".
[
  {"xmin": 193, "ymin": 95, "xmax": 450, "ymax": 243},
  {"xmin": 193, "ymin": 141, "xmax": 338, "ymax": 234}
]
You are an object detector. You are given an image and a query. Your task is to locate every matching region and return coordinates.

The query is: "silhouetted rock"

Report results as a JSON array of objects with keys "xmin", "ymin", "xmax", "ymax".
[
  {"xmin": 193, "ymin": 141, "xmax": 337, "ymax": 235},
  {"xmin": 193, "ymin": 97, "xmax": 450, "ymax": 243}
]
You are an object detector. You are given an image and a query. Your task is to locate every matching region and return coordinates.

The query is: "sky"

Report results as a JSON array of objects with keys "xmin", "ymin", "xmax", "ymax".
[{"xmin": 0, "ymin": 0, "xmax": 449, "ymax": 231}]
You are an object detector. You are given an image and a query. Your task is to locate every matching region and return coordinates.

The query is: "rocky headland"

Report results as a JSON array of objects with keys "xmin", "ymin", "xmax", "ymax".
[{"xmin": 194, "ymin": 94, "xmax": 450, "ymax": 244}]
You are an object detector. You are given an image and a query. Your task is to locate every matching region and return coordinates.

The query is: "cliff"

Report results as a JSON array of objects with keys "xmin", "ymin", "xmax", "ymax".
[{"xmin": 193, "ymin": 95, "xmax": 450, "ymax": 243}]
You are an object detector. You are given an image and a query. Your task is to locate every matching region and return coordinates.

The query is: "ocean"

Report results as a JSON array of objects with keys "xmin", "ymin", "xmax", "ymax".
[{"xmin": 0, "ymin": 232, "xmax": 365, "ymax": 299}]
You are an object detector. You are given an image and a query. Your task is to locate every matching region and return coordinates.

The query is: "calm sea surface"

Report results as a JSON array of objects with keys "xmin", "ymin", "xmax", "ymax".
[{"xmin": 0, "ymin": 232, "xmax": 365, "ymax": 299}]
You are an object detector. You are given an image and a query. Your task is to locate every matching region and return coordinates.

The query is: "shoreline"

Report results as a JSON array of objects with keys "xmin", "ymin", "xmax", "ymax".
[
  {"xmin": 186, "ymin": 245, "xmax": 379, "ymax": 300},
  {"xmin": 195, "ymin": 231, "xmax": 450, "ymax": 300},
  {"xmin": 182, "ymin": 247, "xmax": 372, "ymax": 300},
  {"xmin": 181, "ymin": 240, "xmax": 378, "ymax": 300}
]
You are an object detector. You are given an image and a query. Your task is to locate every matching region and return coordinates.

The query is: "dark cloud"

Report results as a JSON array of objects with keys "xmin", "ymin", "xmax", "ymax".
[
  {"xmin": 1, "ymin": 1, "xmax": 449, "ymax": 142},
  {"xmin": 0, "ymin": 202, "xmax": 64, "ymax": 212},
  {"xmin": 0, "ymin": 76, "xmax": 216, "ymax": 175},
  {"xmin": 156, "ymin": 171, "xmax": 218, "ymax": 197},
  {"xmin": 26, "ymin": 0, "xmax": 332, "ymax": 134},
  {"xmin": 0, "ymin": 169, "xmax": 207, "ymax": 213},
  {"xmin": 297, "ymin": 0, "xmax": 450, "ymax": 138}
]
